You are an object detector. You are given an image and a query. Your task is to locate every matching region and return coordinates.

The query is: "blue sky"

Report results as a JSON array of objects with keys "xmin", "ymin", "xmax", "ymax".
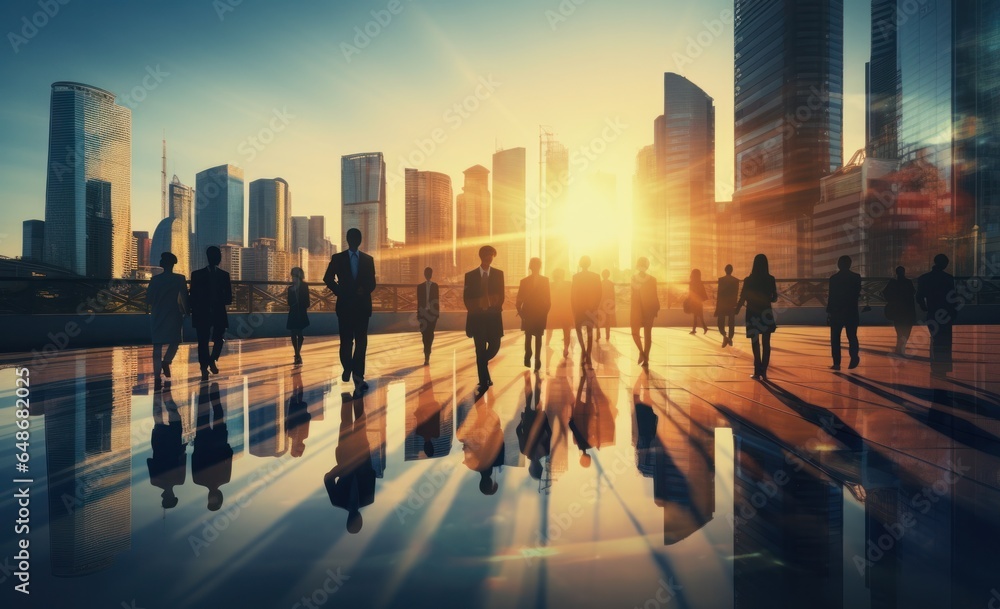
[{"xmin": 0, "ymin": 0, "xmax": 871, "ymax": 257}]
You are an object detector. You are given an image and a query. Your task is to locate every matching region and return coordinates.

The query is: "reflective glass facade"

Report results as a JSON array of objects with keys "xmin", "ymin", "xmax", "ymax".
[
  {"xmin": 44, "ymin": 82, "xmax": 132, "ymax": 277},
  {"xmin": 248, "ymin": 177, "xmax": 291, "ymax": 252},
  {"xmin": 194, "ymin": 164, "xmax": 245, "ymax": 268},
  {"xmin": 341, "ymin": 152, "xmax": 387, "ymax": 265}
]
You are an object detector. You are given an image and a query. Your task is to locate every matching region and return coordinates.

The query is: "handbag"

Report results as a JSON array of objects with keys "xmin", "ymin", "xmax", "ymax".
[{"xmin": 682, "ymin": 296, "xmax": 691, "ymax": 314}]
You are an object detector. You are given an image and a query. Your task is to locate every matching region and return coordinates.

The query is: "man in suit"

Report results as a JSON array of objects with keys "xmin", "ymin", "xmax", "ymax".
[
  {"xmin": 572, "ymin": 256, "xmax": 602, "ymax": 369},
  {"xmin": 464, "ymin": 245, "xmax": 505, "ymax": 391},
  {"xmin": 716, "ymin": 264, "xmax": 740, "ymax": 347},
  {"xmin": 324, "ymin": 393, "xmax": 376, "ymax": 534},
  {"xmin": 190, "ymin": 246, "xmax": 233, "ymax": 381},
  {"xmin": 192, "ymin": 382, "xmax": 234, "ymax": 512},
  {"xmin": 416, "ymin": 266, "xmax": 440, "ymax": 366},
  {"xmin": 324, "ymin": 228, "xmax": 377, "ymax": 394},
  {"xmin": 827, "ymin": 255, "xmax": 863, "ymax": 370},
  {"xmin": 916, "ymin": 253, "xmax": 957, "ymax": 376}
]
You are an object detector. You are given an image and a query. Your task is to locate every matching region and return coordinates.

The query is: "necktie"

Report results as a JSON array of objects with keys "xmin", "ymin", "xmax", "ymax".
[
  {"xmin": 351, "ymin": 252, "xmax": 358, "ymax": 279},
  {"xmin": 482, "ymin": 271, "xmax": 489, "ymax": 308}
]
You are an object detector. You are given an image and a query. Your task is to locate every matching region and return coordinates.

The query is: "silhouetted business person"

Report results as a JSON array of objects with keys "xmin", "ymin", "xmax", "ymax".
[
  {"xmin": 516, "ymin": 257, "xmax": 550, "ymax": 371},
  {"xmin": 715, "ymin": 264, "xmax": 739, "ymax": 347},
  {"xmin": 546, "ymin": 269, "xmax": 574, "ymax": 356},
  {"xmin": 827, "ymin": 255, "xmax": 863, "ymax": 370},
  {"xmin": 572, "ymin": 256, "xmax": 602, "ymax": 368},
  {"xmin": 147, "ymin": 251, "xmax": 188, "ymax": 389},
  {"xmin": 286, "ymin": 368, "xmax": 311, "ymax": 458},
  {"xmin": 416, "ymin": 267, "xmax": 440, "ymax": 366},
  {"xmin": 148, "ymin": 384, "xmax": 186, "ymax": 509},
  {"xmin": 464, "ymin": 245, "xmax": 505, "ymax": 390},
  {"xmin": 687, "ymin": 268, "xmax": 709, "ymax": 335},
  {"xmin": 599, "ymin": 269, "xmax": 616, "ymax": 341},
  {"xmin": 190, "ymin": 246, "xmax": 233, "ymax": 381},
  {"xmin": 916, "ymin": 253, "xmax": 957, "ymax": 375},
  {"xmin": 515, "ymin": 372, "xmax": 550, "ymax": 481},
  {"xmin": 735, "ymin": 254, "xmax": 778, "ymax": 380},
  {"xmin": 882, "ymin": 266, "xmax": 917, "ymax": 356},
  {"xmin": 325, "ymin": 228, "xmax": 377, "ymax": 394},
  {"xmin": 325, "ymin": 393, "xmax": 376, "ymax": 534},
  {"xmin": 192, "ymin": 382, "xmax": 234, "ymax": 511},
  {"xmin": 630, "ymin": 257, "xmax": 660, "ymax": 367},
  {"xmin": 287, "ymin": 266, "xmax": 311, "ymax": 366}
]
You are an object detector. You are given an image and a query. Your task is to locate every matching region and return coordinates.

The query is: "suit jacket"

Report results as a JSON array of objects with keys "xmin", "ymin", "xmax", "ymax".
[
  {"xmin": 324, "ymin": 249, "xmax": 377, "ymax": 318},
  {"xmin": 516, "ymin": 274, "xmax": 551, "ymax": 333},
  {"xmin": 827, "ymin": 270, "xmax": 862, "ymax": 322},
  {"xmin": 464, "ymin": 266, "xmax": 505, "ymax": 339},
  {"xmin": 916, "ymin": 268, "xmax": 957, "ymax": 323},
  {"xmin": 715, "ymin": 275, "xmax": 740, "ymax": 316},
  {"xmin": 571, "ymin": 270, "xmax": 603, "ymax": 317},
  {"xmin": 416, "ymin": 281, "xmax": 440, "ymax": 322},
  {"xmin": 189, "ymin": 266, "xmax": 233, "ymax": 329}
]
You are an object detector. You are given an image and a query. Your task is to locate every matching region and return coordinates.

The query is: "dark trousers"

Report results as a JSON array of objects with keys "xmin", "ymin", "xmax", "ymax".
[
  {"xmin": 830, "ymin": 320, "xmax": 859, "ymax": 366},
  {"xmin": 931, "ymin": 323, "xmax": 954, "ymax": 373},
  {"xmin": 473, "ymin": 332, "xmax": 502, "ymax": 384},
  {"xmin": 420, "ymin": 318, "xmax": 437, "ymax": 357},
  {"xmin": 196, "ymin": 325, "xmax": 226, "ymax": 371},
  {"xmin": 524, "ymin": 332, "xmax": 542, "ymax": 363},
  {"xmin": 339, "ymin": 314, "xmax": 370, "ymax": 380},
  {"xmin": 750, "ymin": 333, "xmax": 772, "ymax": 376},
  {"xmin": 718, "ymin": 314, "xmax": 735, "ymax": 339}
]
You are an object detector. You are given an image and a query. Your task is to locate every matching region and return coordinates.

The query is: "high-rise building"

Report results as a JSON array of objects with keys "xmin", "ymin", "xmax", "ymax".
[
  {"xmin": 455, "ymin": 164, "xmax": 491, "ymax": 274},
  {"xmin": 242, "ymin": 237, "xmax": 290, "ymax": 282},
  {"xmin": 733, "ymin": 0, "xmax": 844, "ymax": 278},
  {"xmin": 194, "ymin": 164, "xmax": 244, "ymax": 268},
  {"xmin": 633, "ymin": 144, "xmax": 661, "ymax": 272},
  {"xmin": 492, "ymin": 147, "xmax": 527, "ymax": 279},
  {"xmin": 867, "ymin": 0, "xmax": 1000, "ymax": 275},
  {"xmin": 404, "ymin": 168, "xmax": 453, "ymax": 283},
  {"xmin": 658, "ymin": 73, "xmax": 716, "ymax": 281},
  {"xmin": 44, "ymin": 82, "xmax": 132, "ymax": 277},
  {"xmin": 342, "ymin": 153, "xmax": 387, "ymax": 271},
  {"xmin": 307, "ymin": 216, "xmax": 326, "ymax": 257},
  {"xmin": 218, "ymin": 243, "xmax": 243, "ymax": 280},
  {"xmin": 249, "ymin": 177, "xmax": 291, "ymax": 253},
  {"xmin": 22, "ymin": 220, "xmax": 44, "ymax": 261},
  {"xmin": 542, "ymin": 140, "xmax": 570, "ymax": 275},
  {"xmin": 132, "ymin": 231, "xmax": 151, "ymax": 269},
  {"xmin": 291, "ymin": 216, "xmax": 309, "ymax": 253},
  {"xmin": 161, "ymin": 175, "xmax": 193, "ymax": 276}
]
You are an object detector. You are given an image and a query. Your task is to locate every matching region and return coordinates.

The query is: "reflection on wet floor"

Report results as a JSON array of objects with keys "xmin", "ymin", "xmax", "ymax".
[{"xmin": 0, "ymin": 326, "xmax": 998, "ymax": 608}]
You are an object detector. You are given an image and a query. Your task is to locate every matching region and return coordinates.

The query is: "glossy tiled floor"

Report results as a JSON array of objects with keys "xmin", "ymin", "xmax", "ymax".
[{"xmin": 1, "ymin": 326, "xmax": 999, "ymax": 609}]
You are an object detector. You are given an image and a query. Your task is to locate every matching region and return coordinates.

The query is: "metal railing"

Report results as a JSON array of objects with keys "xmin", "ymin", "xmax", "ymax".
[{"xmin": 0, "ymin": 276, "xmax": 997, "ymax": 315}]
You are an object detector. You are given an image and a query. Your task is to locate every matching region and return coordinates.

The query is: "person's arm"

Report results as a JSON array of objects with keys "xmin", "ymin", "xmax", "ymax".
[
  {"xmin": 826, "ymin": 276, "xmax": 834, "ymax": 314},
  {"xmin": 495, "ymin": 270, "xmax": 505, "ymax": 309},
  {"xmin": 463, "ymin": 272, "xmax": 474, "ymax": 312},
  {"xmin": 223, "ymin": 273, "xmax": 233, "ymax": 306},
  {"xmin": 542, "ymin": 279, "xmax": 551, "ymax": 314},
  {"xmin": 651, "ymin": 278, "xmax": 660, "ymax": 313},
  {"xmin": 179, "ymin": 279, "xmax": 190, "ymax": 315},
  {"xmin": 735, "ymin": 280, "xmax": 747, "ymax": 313},
  {"xmin": 515, "ymin": 280, "xmax": 525, "ymax": 315},
  {"xmin": 303, "ymin": 284, "xmax": 311, "ymax": 309},
  {"xmin": 915, "ymin": 277, "xmax": 927, "ymax": 311},
  {"xmin": 770, "ymin": 277, "xmax": 778, "ymax": 303},
  {"xmin": 323, "ymin": 256, "xmax": 339, "ymax": 296},
  {"xmin": 365, "ymin": 256, "xmax": 377, "ymax": 294}
]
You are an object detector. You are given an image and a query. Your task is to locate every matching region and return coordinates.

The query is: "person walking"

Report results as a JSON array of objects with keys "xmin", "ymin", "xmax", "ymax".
[
  {"xmin": 572, "ymin": 256, "xmax": 602, "ymax": 368},
  {"xmin": 735, "ymin": 254, "xmax": 778, "ymax": 380},
  {"xmin": 324, "ymin": 228, "xmax": 377, "ymax": 394},
  {"xmin": 147, "ymin": 251, "xmax": 188, "ymax": 389},
  {"xmin": 715, "ymin": 264, "xmax": 739, "ymax": 347},
  {"xmin": 630, "ymin": 257, "xmax": 660, "ymax": 367},
  {"xmin": 827, "ymin": 255, "xmax": 862, "ymax": 370},
  {"xmin": 546, "ymin": 269, "xmax": 574, "ymax": 356},
  {"xmin": 516, "ymin": 257, "xmax": 550, "ymax": 371},
  {"xmin": 189, "ymin": 246, "xmax": 233, "ymax": 382},
  {"xmin": 687, "ymin": 268, "xmax": 709, "ymax": 335},
  {"xmin": 416, "ymin": 267, "xmax": 440, "ymax": 366},
  {"xmin": 598, "ymin": 269, "xmax": 616, "ymax": 341},
  {"xmin": 463, "ymin": 245, "xmax": 505, "ymax": 391},
  {"xmin": 882, "ymin": 266, "xmax": 917, "ymax": 356},
  {"xmin": 916, "ymin": 253, "xmax": 957, "ymax": 375},
  {"xmin": 286, "ymin": 266, "xmax": 311, "ymax": 366}
]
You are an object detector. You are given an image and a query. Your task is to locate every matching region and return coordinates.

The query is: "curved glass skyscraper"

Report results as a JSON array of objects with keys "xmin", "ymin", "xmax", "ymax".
[{"xmin": 44, "ymin": 82, "xmax": 132, "ymax": 277}]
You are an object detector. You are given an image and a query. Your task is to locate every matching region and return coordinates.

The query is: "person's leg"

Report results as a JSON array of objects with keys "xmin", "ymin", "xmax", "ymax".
[
  {"xmin": 474, "ymin": 333, "xmax": 489, "ymax": 385},
  {"xmin": 210, "ymin": 326, "xmax": 226, "ymax": 362},
  {"xmin": 533, "ymin": 334, "xmax": 542, "ymax": 369},
  {"xmin": 338, "ymin": 315, "xmax": 354, "ymax": 378},
  {"xmin": 153, "ymin": 343, "xmax": 164, "ymax": 378},
  {"xmin": 727, "ymin": 314, "xmax": 735, "ymax": 341},
  {"xmin": 562, "ymin": 326, "xmax": 571, "ymax": 354},
  {"xmin": 164, "ymin": 342, "xmax": 179, "ymax": 373},
  {"xmin": 751, "ymin": 335, "xmax": 762, "ymax": 376},
  {"xmin": 643, "ymin": 325, "xmax": 652, "ymax": 362},
  {"xmin": 632, "ymin": 326, "xmax": 642, "ymax": 357},
  {"xmin": 761, "ymin": 332, "xmax": 772, "ymax": 374},
  {"xmin": 485, "ymin": 334, "xmax": 502, "ymax": 362},
  {"xmin": 353, "ymin": 316, "xmax": 370, "ymax": 380},
  {"xmin": 847, "ymin": 323, "xmax": 860, "ymax": 367},
  {"xmin": 196, "ymin": 326, "xmax": 211, "ymax": 372},
  {"xmin": 830, "ymin": 321, "xmax": 843, "ymax": 368},
  {"xmin": 426, "ymin": 320, "xmax": 436, "ymax": 357},
  {"xmin": 524, "ymin": 332, "xmax": 532, "ymax": 366},
  {"xmin": 718, "ymin": 315, "xmax": 726, "ymax": 337},
  {"xmin": 900, "ymin": 323, "xmax": 912, "ymax": 354},
  {"xmin": 575, "ymin": 324, "xmax": 585, "ymax": 359}
]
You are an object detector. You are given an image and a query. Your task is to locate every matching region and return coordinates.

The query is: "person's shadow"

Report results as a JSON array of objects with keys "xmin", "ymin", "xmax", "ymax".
[
  {"xmin": 516, "ymin": 372, "xmax": 551, "ymax": 482},
  {"xmin": 324, "ymin": 392, "xmax": 377, "ymax": 533},
  {"xmin": 286, "ymin": 368, "xmax": 312, "ymax": 458},
  {"xmin": 192, "ymin": 382, "xmax": 234, "ymax": 511},
  {"xmin": 148, "ymin": 383, "xmax": 187, "ymax": 510}
]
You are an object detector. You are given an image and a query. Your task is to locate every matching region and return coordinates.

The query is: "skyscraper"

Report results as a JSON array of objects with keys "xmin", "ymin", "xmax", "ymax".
[
  {"xmin": 291, "ymin": 216, "xmax": 309, "ymax": 253},
  {"xmin": 44, "ymin": 82, "xmax": 132, "ymax": 277},
  {"xmin": 22, "ymin": 220, "xmax": 44, "ymax": 261},
  {"xmin": 733, "ymin": 0, "xmax": 844, "ymax": 278},
  {"xmin": 492, "ymin": 147, "xmax": 527, "ymax": 279},
  {"xmin": 194, "ymin": 164, "xmax": 244, "ymax": 268},
  {"xmin": 455, "ymin": 164, "xmax": 491, "ymax": 274},
  {"xmin": 342, "ymin": 153, "xmax": 387, "ymax": 270},
  {"xmin": 249, "ymin": 177, "xmax": 291, "ymax": 253},
  {"xmin": 542, "ymin": 140, "xmax": 569, "ymax": 275},
  {"xmin": 867, "ymin": 0, "xmax": 1000, "ymax": 275},
  {"xmin": 132, "ymin": 230, "xmax": 150, "ymax": 269},
  {"xmin": 404, "ymin": 168, "xmax": 453, "ymax": 283},
  {"xmin": 165, "ymin": 175, "xmax": 193, "ymax": 276},
  {"xmin": 867, "ymin": 0, "xmax": 898, "ymax": 160},
  {"xmin": 658, "ymin": 73, "xmax": 716, "ymax": 281},
  {"xmin": 633, "ymin": 144, "xmax": 661, "ymax": 271}
]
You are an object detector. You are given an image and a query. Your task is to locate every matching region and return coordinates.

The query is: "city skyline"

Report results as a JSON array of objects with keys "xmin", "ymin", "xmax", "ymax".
[{"xmin": 0, "ymin": 0, "xmax": 873, "ymax": 263}]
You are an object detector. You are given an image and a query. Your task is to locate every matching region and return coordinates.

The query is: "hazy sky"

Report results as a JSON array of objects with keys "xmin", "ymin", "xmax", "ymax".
[{"xmin": 0, "ymin": 0, "xmax": 871, "ymax": 258}]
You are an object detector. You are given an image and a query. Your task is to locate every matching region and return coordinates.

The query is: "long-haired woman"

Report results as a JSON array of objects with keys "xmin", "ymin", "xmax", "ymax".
[{"xmin": 735, "ymin": 254, "xmax": 778, "ymax": 380}]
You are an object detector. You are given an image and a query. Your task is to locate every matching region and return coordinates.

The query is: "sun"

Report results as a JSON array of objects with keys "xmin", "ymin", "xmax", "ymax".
[{"xmin": 563, "ymin": 189, "xmax": 624, "ymax": 270}]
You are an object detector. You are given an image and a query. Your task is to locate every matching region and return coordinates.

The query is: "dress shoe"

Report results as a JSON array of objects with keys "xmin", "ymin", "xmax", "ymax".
[
  {"xmin": 342, "ymin": 369, "xmax": 351, "ymax": 382},
  {"xmin": 424, "ymin": 357, "xmax": 430, "ymax": 366},
  {"xmin": 830, "ymin": 365, "xmax": 841, "ymax": 371},
  {"xmin": 848, "ymin": 357, "xmax": 860, "ymax": 370},
  {"xmin": 201, "ymin": 370, "xmax": 210, "ymax": 381},
  {"xmin": 524, "ymin": 355, "xmax": 531, "ymax": 368},
  {"xmin": 209, "ymin": 361, "xmax": 219, "ymax": 375}
]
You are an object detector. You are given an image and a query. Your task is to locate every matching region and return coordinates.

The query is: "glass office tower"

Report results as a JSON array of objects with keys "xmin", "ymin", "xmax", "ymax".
[
  {"xmin": 44, "ymin": 82, "xmax": 132, "ymax": 277},
  {"xmin": 194, "ymin": 164, "xmax": 245, "ymax": 268},
  {"xmin": 341, "ymin": 152, "xmax": 387, "ymax": 270}
]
